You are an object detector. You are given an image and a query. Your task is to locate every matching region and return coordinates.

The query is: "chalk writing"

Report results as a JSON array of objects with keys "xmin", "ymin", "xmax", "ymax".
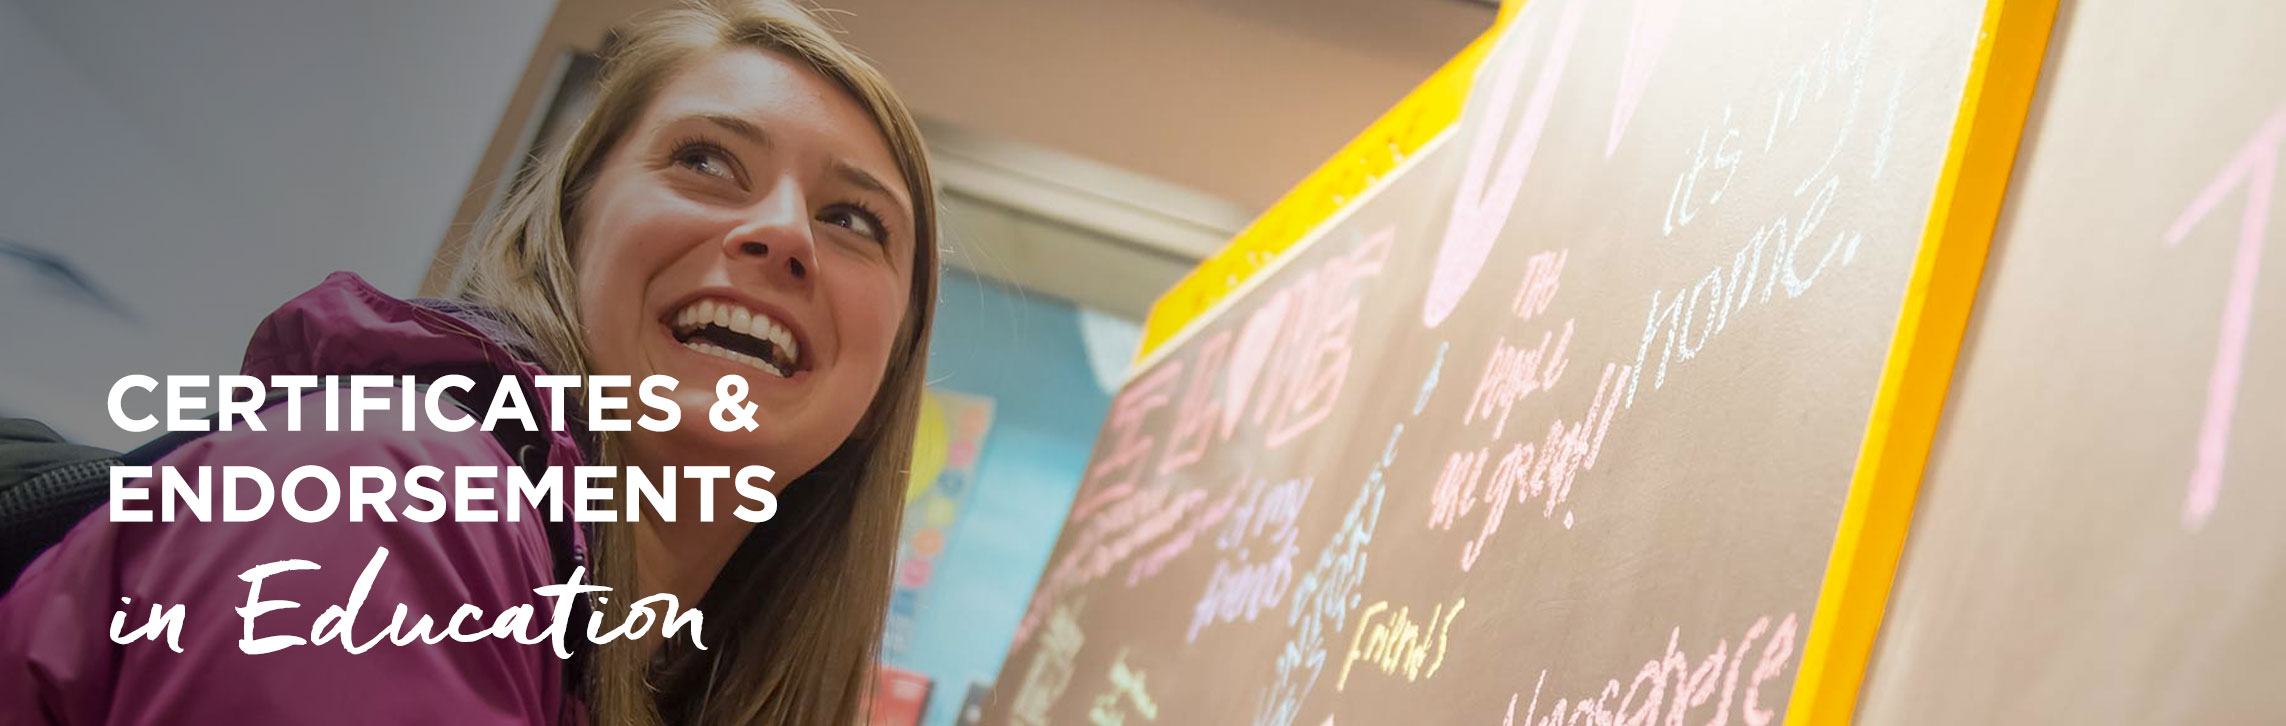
[
  {"xmin": 1016, "ymin": 222, "xmax": 1400, "ymax": 649},
  {"xmin": 1663, "ymin": 0, "xmax": 1878, "ymax": 239},
  {"xmin": 1189, "ymin": 532, "xmax": 1301, "ymax": 642},
  {"xmin": 1257, "ymin": 350, "xmax": 1444, "ymax": 726},
  {"xmin": 1873, "ymin": 65, "xmax": 1904, "ymax": 181},
  {"xmin": 1513, "ymin": 248, "xmax": 1568, "ymax": 321},
  {"xmin": 1465, "ymin": 320, "xmax": 1575, "ymax": 439},
  {"xmin": 1128, "ymin": 476, "xmax": 1241, "ymax": 586},
  {"xmin": 1609, "ymin": 0, "xmax": 1683, "ymax": 158},
  {"xmin": 1634, "ymin": 173, "xmax": 1863, "ymax": 407},
  {"xmin": 1775, "ymin": 3, "xmax": 1877, "ymax": 197},
  {"xmin": 1072, "ymin": 364, "xmax": 1184, "ymax": 523},
  {"xmin": 1502, "ymin": 612, "xmax": 1800, "ymax": 726},
  {"xmin": 1160, "ymin": 331, "xmax": 1233, "ymax": 476},
  {"xmin": 1465, "ymin": 247, "xmax": 1576, "ymax": 439},
  {"xmin": 2164, "ymin": 105, "xmax": 2284, "ymax": 530},
  {"xmin": 1011, "ymin": 599, "xmax": 1089, "ymax": 726},
  {"xmin": 1017, "ymin": 483, "xmax": 1206, "ymax": 646},
  {"xmin": 1431, "ymin": 363, "xmax": 1631, "ymax": 570},
  {"xmin": 1337, "ymin": 596, "xmax": 1465, "ymax": 691},
  {"xmin": 1262, "ymin": 227, "xmax": 1396, "ymax": 449},
  {"xmin": 1095, "ymin": 487, "xmax": 1207, "ymax": 586},
  {"xmin": 1088, "ymin": 649, "xmax": 1159, "ymax": 726},
  {"xmin": 1216, "ymin": 476, "xmax": 1316, "ymax": 550},
  {"xmin": 1425, "ymin": 0, "xmax": 1584, "ymax": 329},
  {"xmin": 1257, "ymin": 456, "xmax": 1385, "ymax": 726},
  {"xmin": 1226, "ymin": 295, "xmax": 1289, "ymax": 438},
  {"xmin": 1666, "ymin": 105, "xmax": 1744, "ymax": 236},
  {"xmin": 1190, "ymin": 477, "xmax": 1316, "ymax": 641}
]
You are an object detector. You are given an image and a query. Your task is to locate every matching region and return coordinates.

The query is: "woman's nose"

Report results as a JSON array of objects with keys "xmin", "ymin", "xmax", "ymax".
[{"xmin": 723, "ymin": 184, "xmax": 817, "ymax": 283}]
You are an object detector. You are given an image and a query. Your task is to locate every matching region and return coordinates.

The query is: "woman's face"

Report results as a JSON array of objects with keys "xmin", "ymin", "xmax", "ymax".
[{"xmin": 575, "ymin": 47, "xmax": 914, "ymax": 491}]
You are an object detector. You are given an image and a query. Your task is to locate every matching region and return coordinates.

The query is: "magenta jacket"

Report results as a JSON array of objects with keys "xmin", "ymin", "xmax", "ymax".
[{"xmin": 0, "ymin": 273, "xmax": 591, "ymax": 725}]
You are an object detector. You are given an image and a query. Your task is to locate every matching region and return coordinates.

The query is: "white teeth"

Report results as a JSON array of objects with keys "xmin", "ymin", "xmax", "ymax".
[
  {"xmin": 672, "ymin": 298, "xmax": 803, "ymax": 371},
  {"xmin": 683, "ymin": 340, "xmax": 789, "ymax": 378}
]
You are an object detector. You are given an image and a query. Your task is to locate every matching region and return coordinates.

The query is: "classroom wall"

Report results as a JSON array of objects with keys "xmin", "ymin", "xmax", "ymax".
[
  {"xmin": 896, "ymin": 269, "xmax": 1125, "ymax": 726},
  {"xmin": 0, "ymin": 0, "xmax": 552, "ymax": 445}
]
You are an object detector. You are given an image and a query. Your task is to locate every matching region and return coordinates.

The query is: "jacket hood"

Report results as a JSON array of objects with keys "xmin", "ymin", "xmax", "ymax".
[{"xmin": 239, "ymin": 271, "xmax": 587, "ymax": 472}]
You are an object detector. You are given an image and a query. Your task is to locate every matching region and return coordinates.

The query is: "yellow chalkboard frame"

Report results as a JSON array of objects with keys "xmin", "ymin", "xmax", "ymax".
[
  {"xmin": 1131, "ymin": 0, "xmax": 2061, "ymax": 722},
  {"xmin": 1133, "ymin": 4, "xmax": 1520, "ymax": 359},
  {"xmin": 1783, "ymin": 1, "xmax": 2058, "ymax": 724}
]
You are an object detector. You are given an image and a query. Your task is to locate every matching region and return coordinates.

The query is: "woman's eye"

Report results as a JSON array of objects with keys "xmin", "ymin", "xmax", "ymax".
[
  {"xmin": 820, "ymin": 205, "xmax": 888, "ymax": 244},
  {"xmin": 670, "ymin": 142, "xmax": 736, "ymax": 181}
]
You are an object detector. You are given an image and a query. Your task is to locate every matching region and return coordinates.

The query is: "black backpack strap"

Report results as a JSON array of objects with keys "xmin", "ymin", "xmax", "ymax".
[{"xmin": 0, "ymin": 419, "xmax": 126, "ymax": 590}]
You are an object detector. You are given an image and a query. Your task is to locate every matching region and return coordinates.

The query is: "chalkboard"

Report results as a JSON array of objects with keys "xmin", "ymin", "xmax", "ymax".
[
  {"xmin": 981, "ymin": 0, "xmax": 1995, "ymax": 723},
  {"xmin": 1858, "ymin": 1, "xmax": 2286, "ymax": 723}
]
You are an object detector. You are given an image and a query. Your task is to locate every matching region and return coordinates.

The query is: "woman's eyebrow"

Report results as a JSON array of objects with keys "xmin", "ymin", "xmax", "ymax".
[
  {"xmin": 833, "ymin": 159, "xmax": 909, "ymax": 216},
  {"xmin": 679, "ymin": 112, "xmax": 772, "ymax": 149}
]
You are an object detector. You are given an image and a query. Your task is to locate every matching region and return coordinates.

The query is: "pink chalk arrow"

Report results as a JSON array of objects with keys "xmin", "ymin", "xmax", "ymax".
[{"xmin": 2164, "ymin": 106, "xmax": 2285, "ymax": 531}]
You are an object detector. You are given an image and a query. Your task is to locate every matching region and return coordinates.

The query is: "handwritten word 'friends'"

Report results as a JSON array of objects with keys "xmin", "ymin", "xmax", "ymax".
[{"xmin": 1338, "ymin": 596, "xmax": 1466, "ymax": 691}]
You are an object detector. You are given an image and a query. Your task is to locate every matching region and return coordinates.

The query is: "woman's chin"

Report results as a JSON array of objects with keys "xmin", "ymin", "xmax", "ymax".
[{"xmin": 623, "ymin": 424, "xmax": 791, "ymax": 471}]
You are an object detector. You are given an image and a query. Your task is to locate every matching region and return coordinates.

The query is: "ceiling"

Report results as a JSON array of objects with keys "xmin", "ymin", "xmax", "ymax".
[
  {"xmin": 435, "ymin": 0, "xmax": 1492, "ymax": 318},
  {"xmin": 822, "ymin": 0, "xmax": 1494, "ymax": 210}
]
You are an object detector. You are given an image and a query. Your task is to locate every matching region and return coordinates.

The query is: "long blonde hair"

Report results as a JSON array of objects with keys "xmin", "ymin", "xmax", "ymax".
[{"xmin": 449, "ymin": 1, "xmax": 937, "ymax": 723}]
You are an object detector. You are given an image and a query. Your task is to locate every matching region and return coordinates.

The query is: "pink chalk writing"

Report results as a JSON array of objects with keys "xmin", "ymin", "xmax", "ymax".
[
  {"xmin": 1071, "ymin": 363, "xmax": 1184, "ymax": 524},
  {"xmin": 1225, "ymin": 294, "xmax": 1290, "ymax": 438},
  {"xmin": 1608, "ymin": 0, "xmax": 1683, "ymax": 158},
  {"xmin": 1424, "ymin": 0, "xmax": 1584, "ymax": 329},
  {"xmin": 1127, "ymin": 476, "xmax": 1241, "ymax": 586},
  {"xmin": 1262, "ymin": 227, "xmax": 1395, "ymax": 449},
  {"xmin": 1431, "ymin": 363, "xmax": 1630, "ymax": 570},
  {"xmin": 1513, "ymin": 249, "xmax": 1569, "ymax": 321},
  {"xmin": 1465, "ymin": 320, "xmax": 1576, "ymax": 439},
  {"xmin": 1019, "ymin": 221, "xmax": 1404, "ymax": 649},
  {"xmin": 1016, "ymin": 483, "xmax": 1205, "ymax": 646},
  {"xmin": 1161, "ymin": 331, "xmax": 1235, "ymax": 476},
  {"xmin": 2164, "ymin": 106, "xmax": 2284, "ymax": 531},
  {"xmin": 1502, "ymin": 613, "xmax": 1799, "ymax": 726}
]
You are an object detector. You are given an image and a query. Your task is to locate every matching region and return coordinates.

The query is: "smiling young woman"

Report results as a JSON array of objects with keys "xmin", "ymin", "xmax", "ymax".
[
  {"xmin": 0, "ymin": 1, "xmax": 937, "ymax": 724},
  {"xmin": 467, "ymin": 2, "xmax": 940, "ymax": 721}
]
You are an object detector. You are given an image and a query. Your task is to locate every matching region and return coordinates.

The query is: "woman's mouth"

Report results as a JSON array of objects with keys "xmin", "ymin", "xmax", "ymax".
[{"xmin": 667, "ymin": 298, "xmax": 804, "ymax": 378}]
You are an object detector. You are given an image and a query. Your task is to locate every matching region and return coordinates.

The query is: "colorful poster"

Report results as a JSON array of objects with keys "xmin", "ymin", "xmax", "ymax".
[
  {"xmin": 881, "ymin": 388, "xmax": 995, "ymax": 660},
  {"xmin": 867, "ymin": 665, "xmax": 933, "ymax": 726}
]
